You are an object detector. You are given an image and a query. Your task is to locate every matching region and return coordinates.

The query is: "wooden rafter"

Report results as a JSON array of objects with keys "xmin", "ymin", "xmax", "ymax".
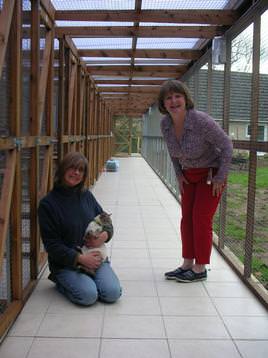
[
  {"xmin": 55, "ymin": 25, "xmax": 224, "ymax": 39},
  {"xmin": 39, "ymin": 29, "xmax": 53, "ymax": 129},
  {"xmin": 55, "ymin": 9, "xmax": 238, "ymax": 25},
  {"xmin": 78, "ymin": 49, "xmax": 202, "ymax": 59}
]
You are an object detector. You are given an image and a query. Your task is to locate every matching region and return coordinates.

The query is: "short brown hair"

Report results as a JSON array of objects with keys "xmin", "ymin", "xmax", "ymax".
[
  {"xmin": 54, "ymin": 151, "xmax": 89, "ymax": 191},
  {"xmin": 158, "ymin": 79, "xmax": 194, "ymax": 114}
]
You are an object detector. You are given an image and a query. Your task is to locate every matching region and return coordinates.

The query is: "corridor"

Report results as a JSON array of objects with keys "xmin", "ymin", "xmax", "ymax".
[{"xmin": 0, "ymin": 157, "xmax": 267, "ymax": 358}]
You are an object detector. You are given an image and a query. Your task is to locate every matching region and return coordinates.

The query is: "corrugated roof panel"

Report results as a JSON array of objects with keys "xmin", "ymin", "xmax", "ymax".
[
  {"xmin": 142, "ymin": 0, "xmax": 229, "ymax": 10},
  {"xmin": 137, "ymin": 37, "xmax": 198, "ymax": 49},
  {"xmin": 140, "ymin": 22, "xmax": 207, "ymax": 26},
  {"xmin": 56, "ymin": 21, "xmax": 134, "ymax": 27},
  {"xmin": 83, "ymin": 58, "xmax": 131, "ymax": 65},
  {"xmin": 132, "ymin": 76, "xmax": 169, "ymax": 80},
  {"xmin": 135, "ymin": 58, "xmax": 189, "ymax": 65},
  {"xmin": 97, "ymin": 84, "xmax": 130, "ymax": 87},
  {"xmin": 92, "ymin": 76, "xmax": 130, "ymax": 80},
  {"xmin": 72, "ymin": 38, "xmax": 133, "ymax": 49},
  {"xmin": 51, "ymin": 0, "xmax": 135, "ymax": 10}
]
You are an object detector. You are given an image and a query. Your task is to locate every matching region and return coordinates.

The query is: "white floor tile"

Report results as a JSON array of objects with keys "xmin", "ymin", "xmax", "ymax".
[
  {"xmin": 169, "ymin": 339, "xmax": 241, "ymax": 358},
  {"xmin": 0, "ymin": 337, "xmax": 33, "ymax": 358},
  {"xmin": 115, "ymin": 267, "xmax": 154, "ymax": 281},
  {"xmin": 156, "ymin": 280, "xmax": 208, "ymax": 297},
  {"xmin": 159, "ymin": 296, "xmax": 218, "ymax": 316},
  {"xmin": 102, "ymin": 315, "xmax": 166, "ymax": 338},
  {"xmin": 27, "ymin": 338, "xmax": 100, "ymax": 358},
  {"xmin": 223, "ymin": 316, "xmax": 268, "ymax": 339},
  {"xmin": 212, "ymin": 297, "xmax": 267, "ymax": 316},
  {"xmin": 204, "ymin": 282, "xmax": 253, "ymax": 298},
  {"xmin": 235, "ymin": 340, "xmax": 268, "ymax": 358},
  {"xmin": 37, "ymin": 314, "xmax": 103, "ymax": 338},
  {"xmin": 8, "ymin": 313, "xmax": 46, "ymax": 337},
  {"xmin": 119, "ymin": 280, "xmax": 157, "ymax": 296},
  {"xmin": 100, "ymin": 339, "xmax": 170, "ymax": 358},
  {"xmin": 105, "ymin": 296, "xmax": 161, "ymax": 315},
  {"xmin": 164, "ymin": 316, "xmax": 230, "ymax": 339}
]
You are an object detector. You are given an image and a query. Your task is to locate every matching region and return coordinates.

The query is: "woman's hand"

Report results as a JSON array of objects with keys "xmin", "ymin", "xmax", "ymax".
[
  {"xmin": 212, "ymin": 181, "xmax": 225, "ymax": 197},
  {"xmin": 77, "ymin": 251, "xmax": 102, "ymax": 270},
  {"xmin": 178, "ymin": 175, "xmax": 189, "ymax": 194}
]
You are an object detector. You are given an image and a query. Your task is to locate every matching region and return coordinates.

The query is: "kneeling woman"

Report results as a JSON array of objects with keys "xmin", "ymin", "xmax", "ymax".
[{"xmin": 38, "ymin": 152, "xmax": 121, "ymax": 305}]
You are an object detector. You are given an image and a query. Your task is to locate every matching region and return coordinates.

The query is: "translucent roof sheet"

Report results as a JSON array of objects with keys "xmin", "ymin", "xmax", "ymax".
[
  {"xmin": 51, "ymin": 0, "xmax": 135, "ymax": 10},
  {"xmin": 132, "ymin": 77, "xmax": 169, "ymax": 80},
  {"xmin": 92, "ymin": 76, "xmax": 130, "ymax": 80},
  {"xmin": 97, "ymin": 84, "xmax": 130, "ymax": 87},
  {"xmin": 56, "ymin": 21, "xmax": 134, "ymax": 27},
  {"xmin": 141, "ymin": 0, "xmax": 229, "ymax": 10},
  {"xmin": 137, "ymin": 38, "xmax": 199, "ymax": 49},
  {"xmin": 83, "ymin": 58, "xmax": 131, "ymax": 65},
  {"xmin": 72, "ymin": 38, "xmax": 132, "ymax": 49},
  {"xmin": 135, "ymin": 58, "xmax": 188, "ymax": 65},
  {"xmin": 140, "ymin": 22, "xmax": 207, "ymax": 26},
  {"xmin": 49, "ymin": 0, "xmax": 247, "ymax": 116},
  {"xmin": 83, "ymin": 57, "xmax": 131, "ymax": 62}
]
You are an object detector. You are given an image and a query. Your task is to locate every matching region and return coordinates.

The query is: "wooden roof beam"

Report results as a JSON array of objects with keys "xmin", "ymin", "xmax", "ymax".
[
  {"xmin": 78, "ymin": 49, "xmax": 202, "ymax": 59},
  {"xmin": 88, "ymin": 65, "xmax": 188, "ymax": 72},
  {"xmin": 55, "ymin": 25, "xmax": 224, "ymax": 39},
  {"xmin": 55, "ymin": 9, "xmax": 238, "ymax": 25}
]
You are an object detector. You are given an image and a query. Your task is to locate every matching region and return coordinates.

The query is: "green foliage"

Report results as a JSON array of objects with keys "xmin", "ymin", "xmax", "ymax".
[{"xmin": 228, "ymin": 167, "xmax": 268, "ymax": 188}]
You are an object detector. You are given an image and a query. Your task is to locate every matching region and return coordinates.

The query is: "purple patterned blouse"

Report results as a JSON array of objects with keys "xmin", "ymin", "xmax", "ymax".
[{"xmin": 160, "ymin": 109, "xmax": 233, "ymax": 182}]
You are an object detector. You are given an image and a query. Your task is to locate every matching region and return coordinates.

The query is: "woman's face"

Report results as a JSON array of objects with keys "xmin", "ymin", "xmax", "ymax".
[
  {"xmin": 163, "ymin": 92, "xmax": 186, "ymax": 115},
  {"xmin": 63, "ymin": 166, "xmax": 84, "ymax": 187}
]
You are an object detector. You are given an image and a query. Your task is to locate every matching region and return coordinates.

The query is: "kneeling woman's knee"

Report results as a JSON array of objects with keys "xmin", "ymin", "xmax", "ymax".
[
  {"xmin": 99, "ymin": 284, "xmax": 122, "ymax": 303},
  {"xmin": 76, "ymin": 287, "xmax": 98, "ymax": 306}
]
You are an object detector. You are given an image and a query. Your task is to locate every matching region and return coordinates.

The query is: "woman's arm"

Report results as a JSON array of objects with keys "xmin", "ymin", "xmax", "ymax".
[{"xmin": 38, "ymin": 201, "xmax": 79, "ymax": 268}]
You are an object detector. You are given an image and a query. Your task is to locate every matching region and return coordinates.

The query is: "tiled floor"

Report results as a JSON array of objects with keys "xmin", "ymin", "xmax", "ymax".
[{"xmin": 1, "ymin": 157, "xmax": 268, "ymax": 358}]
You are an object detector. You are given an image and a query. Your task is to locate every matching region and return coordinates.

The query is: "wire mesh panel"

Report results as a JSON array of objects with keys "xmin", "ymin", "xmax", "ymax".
[
  {"xmin": 21, "ymin": 149, "xmax": 31, "ymax": 289},
  {"xmin": 0, "ymin": 42, "xmax": 11, "ymax": 138},
  {"xmin": 22, "ymin": 1, "xmax": 31, "ymax": 136},
  {"xmin": 225, "ymin": 149, "xmax": 249, "ymax": 261},
  {"xmin": 0, "ymin": 232, "xmax": 11, "ymax": 315},
  {"xmin": 185, "ymin": 76, "xmax": 194, "ymax": 102},
  {"xmin": 40, "ymin": 20, "xmax": 48, "ymax": 136},
  {"xmin": 230, "ymin": 25, "xmax": 253, "ymax": 142},
  {"xmin": 0, "ymin": 152, "xmax": 11, "ymax": 315},
  {"xmin": 197, "ymin": 64, "xmax": 208, "ymax": 112},
  {"xmin": 53, "ymin": 39, "xmax": 59, "ymax": 136},
  {"xmin": 253, "ymin": 157, "xmax": 268, "ymax": 289},
  {"xmin": 259, "ymin": 10, "xmax": 268, "ymax": 143},
  {"xmin": 211, "ymin": 64, "xmax": 225, "ymax": 121}
]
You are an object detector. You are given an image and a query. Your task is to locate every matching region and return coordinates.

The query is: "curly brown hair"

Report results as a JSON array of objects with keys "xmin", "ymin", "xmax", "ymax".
[{"xmin": 158, "ymin": 79, "xmax": 194, "ymax": 115}]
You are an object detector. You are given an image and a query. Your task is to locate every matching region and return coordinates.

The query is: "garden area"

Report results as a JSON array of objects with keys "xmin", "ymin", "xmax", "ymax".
[{"xmin": 214, "ymin": 155, "xmax": 268, "ymax": 289}]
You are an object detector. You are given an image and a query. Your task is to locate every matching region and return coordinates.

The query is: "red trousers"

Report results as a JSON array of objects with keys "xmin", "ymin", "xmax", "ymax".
[{"xmin": 180, "ymin": 168, "xmax": 222, "ymax": 264}]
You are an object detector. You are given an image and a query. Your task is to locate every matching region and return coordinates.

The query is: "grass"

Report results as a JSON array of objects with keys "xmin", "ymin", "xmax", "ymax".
[{"xmin": 214, "ymin": 165, "xmax": 268, "ymax": 288}]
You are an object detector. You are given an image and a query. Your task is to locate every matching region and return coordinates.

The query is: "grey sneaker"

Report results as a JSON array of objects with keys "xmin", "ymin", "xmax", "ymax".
[
  {"xmin": 164, "ymin": 267, "xmax": 188, "ymax": 280},
  {"xmin": 175, "ymin": 269, "xmax": 207, "ymax": 282}
]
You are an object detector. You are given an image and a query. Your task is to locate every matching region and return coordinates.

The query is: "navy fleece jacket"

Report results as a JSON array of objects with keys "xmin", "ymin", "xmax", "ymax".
[{"xmin": 38, "ymin": 185, "xmax": 113, "ymax": 275}]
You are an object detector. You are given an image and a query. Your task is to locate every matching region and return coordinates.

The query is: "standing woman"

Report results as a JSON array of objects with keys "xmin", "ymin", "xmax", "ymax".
[
  {"xmin": 38, "ymin": 152, "xmax": 121, "ymax": 305},
  {"xmin": 159, "ymin": 80, "xmax": 233, "ymax": 282}
]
